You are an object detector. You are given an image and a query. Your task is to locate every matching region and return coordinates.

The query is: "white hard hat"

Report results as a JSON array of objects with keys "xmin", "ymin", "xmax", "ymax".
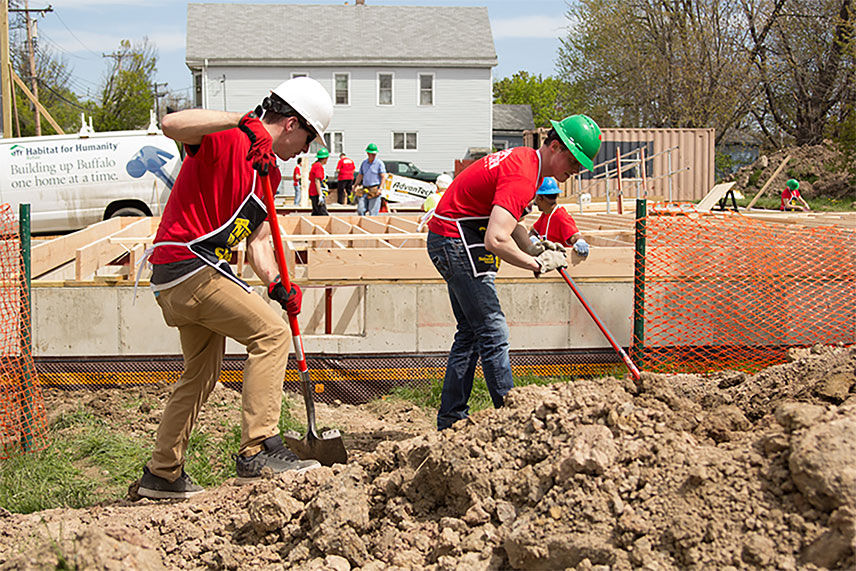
[
  {"xmin": 435, "ymin": 173, "xmax": 453, "ymax": 190},
  {"xmin": 271, "ymin": 77, "xmax": 333, "ymax": 146}
]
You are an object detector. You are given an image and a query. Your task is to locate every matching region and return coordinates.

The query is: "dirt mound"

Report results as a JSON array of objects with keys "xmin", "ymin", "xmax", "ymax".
[
  {"xmin": 1, "ymin": 347, "xmax": 855, "ymax": 570},
  {"xmin": 730, "ymin": 144, "xmax": 856, "ymax": 202}
]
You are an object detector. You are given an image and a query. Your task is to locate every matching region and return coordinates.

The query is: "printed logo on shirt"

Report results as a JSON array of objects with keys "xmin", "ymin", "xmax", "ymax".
[
  {"xmin": 486, "ymin": 148, "xmax": 514, "ymax": 170},
  {"xmin": 227, "ymin": 218, "xmax": 252, "ymax": 247}
]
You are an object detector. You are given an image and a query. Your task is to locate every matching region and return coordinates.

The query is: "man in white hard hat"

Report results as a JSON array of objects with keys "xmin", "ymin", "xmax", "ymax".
[{"xmin": 136, "ymin": 77, "xmax": 334, "ymax": 499}]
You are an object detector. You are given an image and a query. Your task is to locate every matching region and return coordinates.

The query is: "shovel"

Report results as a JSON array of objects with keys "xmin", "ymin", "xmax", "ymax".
[
  {"xmin": 259, "ymin": 173, "xmax": 348, "ymax": 466},
  {"xmin": 559, "ymin": 267, "xmax": 641, "ymax": 382}
]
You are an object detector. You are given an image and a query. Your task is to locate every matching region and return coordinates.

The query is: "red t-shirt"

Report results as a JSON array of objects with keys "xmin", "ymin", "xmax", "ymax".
[
  {"xmin": 532, "ymin": 206, "xmax": 579, "ymax": 246},
  {"xmin": 336, "ymin": 157, "xmax": 355, "ymax": 180},
  {"xmin": 428, "ymin": 147, "xmax": 542, "ymax": 237},
  {"xmin": 293, "ymin": 165, "xmax": 300, "ymax": 186},
  {"xmin": 151, "ymin": 129, "xmax": 281, "ymax": 264},
  {"xmin": 781, "ymin": 187, "xmax": 801, "ymax": 209},
  {"xmin": 309, "ymin": 161, "xmax": 326, "ymax": 197}
]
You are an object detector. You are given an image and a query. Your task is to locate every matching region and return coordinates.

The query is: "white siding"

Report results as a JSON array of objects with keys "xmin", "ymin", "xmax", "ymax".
[{"xmin": 202, "ymin": 65, "xmax": 492, "ymax": 177}]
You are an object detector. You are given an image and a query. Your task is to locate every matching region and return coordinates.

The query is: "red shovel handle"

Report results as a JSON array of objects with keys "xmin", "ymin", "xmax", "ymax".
[
  {"xmin": 259, "ymin": 173, "xmax": 307, "ymax": 373},
  {"xmin": 559, "ymin": 267, "xmax": 641, "ymax": 381}
]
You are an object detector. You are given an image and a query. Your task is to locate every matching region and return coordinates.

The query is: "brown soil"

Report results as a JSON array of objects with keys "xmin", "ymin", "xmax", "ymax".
[
  {"xmin": 730, "ymin": 144, "xmax": 856, "ymax": 203},
  {"xmin": 2, "ymin": 346, "xmax": 855, "ymax": 570}
]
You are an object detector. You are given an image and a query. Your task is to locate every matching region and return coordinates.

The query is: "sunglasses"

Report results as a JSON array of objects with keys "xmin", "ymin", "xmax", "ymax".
[{"xmin": 296, "ymin": 116, "xmax": 317, "ymax": 148}]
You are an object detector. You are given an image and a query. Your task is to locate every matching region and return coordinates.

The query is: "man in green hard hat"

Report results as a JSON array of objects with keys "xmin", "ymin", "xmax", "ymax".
[
  {"xmin": 426, "ymin": 114, "xmax": 602, "ymax": 430},
  {"xmin": 354, "ymin": 142, "xmax": 387, "ymax": 216},
  {"xmin": 781, "ymin": 178, "xmax": 810, "ymax": 212}
]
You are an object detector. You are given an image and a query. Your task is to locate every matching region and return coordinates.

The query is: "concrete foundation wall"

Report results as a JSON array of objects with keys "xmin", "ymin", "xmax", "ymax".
[{"xmin": 32, "ymin": 280, "xmax": 634, "ymax": 357}]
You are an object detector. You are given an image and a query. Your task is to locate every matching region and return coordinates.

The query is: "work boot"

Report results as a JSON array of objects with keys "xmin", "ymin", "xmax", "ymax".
[
  {"xmin": 235, "ymin": 434, "xmax": 321, "ymax": 484},
  {"xmin": 137, "ymin": 466, "xmax": 204, "ymax": 500}
]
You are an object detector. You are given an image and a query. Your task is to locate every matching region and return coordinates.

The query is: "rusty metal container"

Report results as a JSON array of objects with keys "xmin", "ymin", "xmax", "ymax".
[{"xmin": 524, "ymin": 127, "xmax": 715, "ymax": 202}]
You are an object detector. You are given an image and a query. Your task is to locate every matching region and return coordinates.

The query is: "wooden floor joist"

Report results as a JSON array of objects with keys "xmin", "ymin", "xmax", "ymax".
[{"xmin": 36, "ymin": 210, "xmax": 854, "ymax": 284}]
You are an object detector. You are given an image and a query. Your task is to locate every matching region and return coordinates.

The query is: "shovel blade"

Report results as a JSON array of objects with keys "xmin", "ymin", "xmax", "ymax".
[{"xmin": 283, "ymin": 428, "xmax": 348, "ymax": 467}]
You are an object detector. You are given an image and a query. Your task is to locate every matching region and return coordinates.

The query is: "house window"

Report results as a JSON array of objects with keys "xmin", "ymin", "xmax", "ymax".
[
  {"xmin": 324, "ymin": 131, "xmax": 344, "ymax": 155},
  {"xmin": 393, "ymin": 132, "xmax": 417, "ymax": 151},
  {"xmin": 334, "ymin": 74, "xmax": 349, "ymax": 105},
  {"xmin": 193, "ymin": 72, "xmax": 202, "ymax": 107},
  {"xmin": 378, "ymin": 73, "xmax": 393, "ymax": 105},
  {"xmin": 419, "ymin": 73, "xmax": 434, "ymax": 106}
]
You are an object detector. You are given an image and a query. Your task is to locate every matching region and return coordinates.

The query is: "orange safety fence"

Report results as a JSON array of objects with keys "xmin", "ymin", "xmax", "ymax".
[
  {"xmin": 0, "ymin": 204, "xmax": 48, "ymax": 459},
  {"xmin": 633, "ymin": 205, "xmax": 856, "ymax": 374}
]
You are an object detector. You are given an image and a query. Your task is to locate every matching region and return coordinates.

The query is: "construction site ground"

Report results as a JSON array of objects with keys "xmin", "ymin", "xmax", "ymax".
[{"xmin": 1, "ymin": 345, "xmax": 855, "ymax": 570}]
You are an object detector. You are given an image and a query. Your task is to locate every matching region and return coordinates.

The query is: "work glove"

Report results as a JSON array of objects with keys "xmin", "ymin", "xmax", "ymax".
[
  {"xmin": 523, "ymin": 237, "xmax": 566, "ymax": 256},
  {"xmin": 238, "ymin": 111, "xmax": 276, "ymax": 175},
  {"xmin": 523, "ymin": 236, "xmax": 545, "ymax": 256},
  {"xmin": 572, "ymin": 239, "xmax": 590, "ymax": 257},
  {"xmin": 533, "ymin": 249, "xmax": 567, "ymax": 277},
  {"xmin": 268, "ymin": 277, "xmax": 302, "ymax": 317},
  {"xmin": 542, "ymin": 240, "xmax": 566, "ymax": 253}
]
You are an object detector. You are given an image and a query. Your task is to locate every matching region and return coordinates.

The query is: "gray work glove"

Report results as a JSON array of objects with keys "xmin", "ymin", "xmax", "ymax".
[
  {"xmin": 572, "ymin": 239, "xmax": 589, "ymax": 257},
  {"xmin": 534, "ymin": 249, "xmax": 567, "ymax": 277}
]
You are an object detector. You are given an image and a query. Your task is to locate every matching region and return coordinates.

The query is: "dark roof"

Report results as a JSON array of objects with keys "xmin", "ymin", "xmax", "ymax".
[
  {"xmin": 187, "ymin": 3, "xmax": 497, "ymax": 68},
  {"xmin": 493, "ymin": 104, "xmax": 535, "ymax": 132}
]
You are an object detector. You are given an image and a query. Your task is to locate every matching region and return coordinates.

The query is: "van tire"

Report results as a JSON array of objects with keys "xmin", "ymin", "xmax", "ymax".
[{"xmin": 110, "ymin": 206, "xmax": 147, "ymax": 218}]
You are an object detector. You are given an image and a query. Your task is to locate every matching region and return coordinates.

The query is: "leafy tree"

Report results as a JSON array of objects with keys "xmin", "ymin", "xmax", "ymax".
[
  {"xmin": 557, "ymin": 0, "xmax": 758, "ymax": 141},
  {"xmin": 493, "ymin": 71, "xmax": 588, "ymax": 127},
  {"xmin": 743, "ymin": 0, "xmax": 856, "ymax": 146},
  {"xmin": 6, "ymin": 3, "xmax": 91, "ymax": 136},
  {"xmin": 92, "ymin": 39, "xmax": 157, "ymax": 131}
]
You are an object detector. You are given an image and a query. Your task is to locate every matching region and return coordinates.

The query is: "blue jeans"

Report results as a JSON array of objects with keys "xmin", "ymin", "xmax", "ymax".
[
  {"xmin": 293, "ymin": 184, "xmax": 301, "ymax": 206},
  {"xmin": 357, "ymin": 193, "xmax": 381, "ymax": 216},
  {"xmin": 427, "ymin": 232, "xmax": 513, "ymax": 430}
]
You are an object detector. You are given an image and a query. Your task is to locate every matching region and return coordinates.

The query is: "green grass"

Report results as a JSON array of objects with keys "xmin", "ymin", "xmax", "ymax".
[
  {"xmin": 0, "ymin": 395, "xmax": 303, "ymax": 514},
  {"xmin": 387, "ymin": 371, "xmax": 618, "ymax": 415},
  {"xmin": 737, "ymin": 194, "xmax": 856, "ymax": 212}
]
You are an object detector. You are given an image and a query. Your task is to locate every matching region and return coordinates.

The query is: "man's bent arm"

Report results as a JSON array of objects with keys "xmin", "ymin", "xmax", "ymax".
[
  {"xmin": 246, "ymin": 223, "xmax": 280, "ymax": 287},
  {"xmin": 161, "ymin": 109, "xmax": 243, "ymax": 146},
  {"xmin": 485, "ymin": 206, "xmax": 541, "ymax": 271}
]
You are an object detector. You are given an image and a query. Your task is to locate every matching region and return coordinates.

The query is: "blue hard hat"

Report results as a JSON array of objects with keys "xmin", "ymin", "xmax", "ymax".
[{"xmin": 536, "ymin": 177, "xmax": 560, "ymax": 195}]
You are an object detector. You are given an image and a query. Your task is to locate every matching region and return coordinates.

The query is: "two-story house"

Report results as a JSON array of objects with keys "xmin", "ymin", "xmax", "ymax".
[{"xmin": 185, "ymin": 2, "xmax": 497, "ymax": 189}]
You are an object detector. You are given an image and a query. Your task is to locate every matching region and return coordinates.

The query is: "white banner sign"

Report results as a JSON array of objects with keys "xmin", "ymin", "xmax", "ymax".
[{"xmin": 380, "ymin": 174, "xmax": 437, "ymax": 203}]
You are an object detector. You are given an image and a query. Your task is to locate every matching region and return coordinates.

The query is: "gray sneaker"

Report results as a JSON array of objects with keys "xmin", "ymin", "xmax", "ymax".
[
  {"xmin": 235, "ymin": 434, "xmax": 321, "ymax": 484},
  {"xmin": 138, "ymin": 466, "xmax": 203, "ymax": 499}
]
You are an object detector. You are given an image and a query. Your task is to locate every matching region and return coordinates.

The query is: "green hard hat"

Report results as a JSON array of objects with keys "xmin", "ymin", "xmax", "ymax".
[
  {"xmin": 549, "ymin": 114, "xmax": 603, "ymax": 171},
  {"xmin": 786, "ymin": 178, "xmax": 799, "ymax": 190},
  {"xmin": 316, "ymin": 147, "xmax": 330, "ymax": 159},
  {"xmin": 366, "ymin": 143, "xmax": 379, "ymax": 153}
]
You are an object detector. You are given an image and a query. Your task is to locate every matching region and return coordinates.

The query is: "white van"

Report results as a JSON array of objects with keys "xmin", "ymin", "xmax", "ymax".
[{"xmin": 0, "ymin": 120, "xmax": 181, "ymax": 233}]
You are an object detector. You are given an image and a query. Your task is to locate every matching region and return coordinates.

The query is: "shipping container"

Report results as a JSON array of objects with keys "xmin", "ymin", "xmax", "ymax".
[{"xmin": 524, "ymin": 127, "xmax": 715, "ymax": 202}]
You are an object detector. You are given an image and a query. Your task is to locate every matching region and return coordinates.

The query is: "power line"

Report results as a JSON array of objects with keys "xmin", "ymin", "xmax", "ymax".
[{"xmin": 51, "ymin": 10, "xmax": 100, "ymax": 58}]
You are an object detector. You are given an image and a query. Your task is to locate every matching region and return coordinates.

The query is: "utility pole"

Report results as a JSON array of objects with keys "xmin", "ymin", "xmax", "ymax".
[
  {"xmin": 152, "ymin": 81, "xmax": 167, "ymax": 122},
  {"xmin": 1, "ymin": 0, "xmax": 12, "ymax": 138},
  {"xmin": 23, "ymin": 0, "xmax": 39, "ymax": 134}
]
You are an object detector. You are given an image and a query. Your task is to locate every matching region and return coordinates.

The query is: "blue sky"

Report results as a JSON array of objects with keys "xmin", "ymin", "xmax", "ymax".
[{"xmin": 29, "ymin": 0, "xmax": 573, "ymax": 101}]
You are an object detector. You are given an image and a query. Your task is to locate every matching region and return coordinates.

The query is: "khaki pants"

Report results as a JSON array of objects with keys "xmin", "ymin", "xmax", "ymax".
[{"xmin": 147, "ymin": 266, "xmax": 290, "ymax": 481}]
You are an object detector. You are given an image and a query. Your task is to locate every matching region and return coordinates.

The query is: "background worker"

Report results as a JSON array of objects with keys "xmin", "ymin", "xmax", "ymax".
[
  {"xmin": 309, "ymin": 148, "xmax": 330, "ymax": 216},
  {"xmin": 529, "ymin": 176, "xmax": 590, "ymax": 257},
  {"xmin": 136, "ymin": 77, "xmax": 333, "ymax": 499},
  {"xmin": 781, "ymin": 178, "xmax": 810, "ymax": 211},
  {"xmin": 354, "ymin": 143, "xmax": 386, "ymax": 216},
  {"xmin": 292, "ymin": 157, "xmax": 302, "ymax": 206},
  {"xmin": 335, "ymin": 152, "xmax": 356, "ymax": 205},
  {"xmin": 423, "ymin": 173, "xmax": 453, "ymax": 213},
  {"xmin": 427, "ymin": 115, "xmax": 602, "ymax": 431}
]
